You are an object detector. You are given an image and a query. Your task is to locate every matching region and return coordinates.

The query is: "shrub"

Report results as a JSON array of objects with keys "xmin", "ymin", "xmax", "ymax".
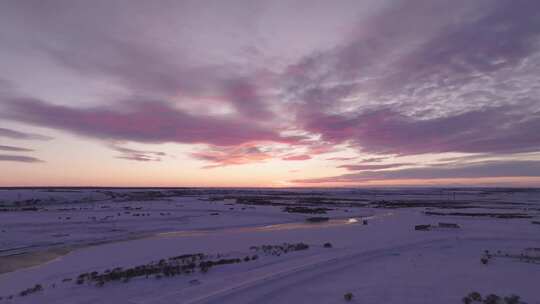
[
  {"xmin": 323, "ymin": 242, "xmax": 333, "ymax": 248},
  {"xmin": 481, "ymin": 257, "xmax": 489, "ymax": 265},
  {"xmin": 306, "ymin": 217, "xmax": 330, "ymax": 223},
  {"xmin": 463, "ymin": 292, "xmax": 525, "ymax": 304},
  {"xmin": 504, "ymin": 295, "xmax": 521, "ymax": 304},
  {"xmin": 344, "ymin": 292, "xmax": 353, "ymax": 301},
  {"xmin": 469, "ymin": 292, "xmax": 482, "ymax": 302},
  {"xmin": 18, "ymin": 284, "xmax": 43, "ymax": 297},
  {"xmin": 484, "ymin": 294, "xmax": 501, "ymax": 304},
  {"xmin": 283, "ymin": 206, "xmax": 330, "ymax": 214}
]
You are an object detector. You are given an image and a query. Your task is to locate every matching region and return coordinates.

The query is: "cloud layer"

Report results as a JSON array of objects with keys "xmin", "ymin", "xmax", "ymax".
[
  {"xmin": 301, "ymin": 106, "xmax": 540, "ymax": 155},
  {"xmin": 294, "ymin": 160, "xmax": 540, "ymax": 184},
  {"xmin": 2, "ymin": 98, "xmax": 296, "ymax": 147},
  {"xmin": 1, "ymin": 1, "xmax": 540, "ymax": 183},
  {"xmin": 0, "ymin": 155, "xmax": 44, "ymax": 163},
  {"xmin": 0, "ymin": 127, "xmax": 52, "ymax": 141},
  {"xmin": 0, "ymin": 145, "xmax": 33, "ymax": 152}
]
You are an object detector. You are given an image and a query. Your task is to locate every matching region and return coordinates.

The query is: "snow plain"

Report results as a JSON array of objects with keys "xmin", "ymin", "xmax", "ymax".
[{"xmin": 0, "ymin": 188, "xmax": 539, "ymax": 303}]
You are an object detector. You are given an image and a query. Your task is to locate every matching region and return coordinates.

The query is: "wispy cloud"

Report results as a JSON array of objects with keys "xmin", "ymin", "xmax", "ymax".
[
  {"xmin": 192, "ymin": 145, "xmax": 274, "ymax": 168},
  {"xmin": 0, "ymin": 154, "xmax": 44, "ymax": 163},
  {"xmin": 282, "ymin": 154, "xmax": 311, "ymax": 161},
  {"xmin": 338, "ymin": 163, "xmax": 414, "ymax": 171},
  {"xmin": 293, "ymin": 160, "xmax": 540, "ymax": 184},
  {"xmin": 358, "ymin": 157, "xmax": 388, "ymax": 163},
  {"xmin": 326, "ymin": 157, "xmax": 357, "ymax": 161},
  {"xmin": 112, "ymin": 145, "xmax": 166, "ymax": 162},
  {"xmin": 0, "ymin": 145, "xmax": 33, "ymax": 152},
  {"xmin": 0, "ymin": 127, "xmax": 52, "ymax": 141}
]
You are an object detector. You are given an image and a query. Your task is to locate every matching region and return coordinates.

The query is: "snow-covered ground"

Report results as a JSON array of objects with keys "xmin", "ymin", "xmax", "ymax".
[{"xmin": 0, "ymin": 188, "xmax": 539, "ymax": 303}]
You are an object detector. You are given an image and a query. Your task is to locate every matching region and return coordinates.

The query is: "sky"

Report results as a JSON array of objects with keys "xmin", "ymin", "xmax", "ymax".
[{"xmin": 1, "ymin": 0, "xmax": 540, "ymax": 187}]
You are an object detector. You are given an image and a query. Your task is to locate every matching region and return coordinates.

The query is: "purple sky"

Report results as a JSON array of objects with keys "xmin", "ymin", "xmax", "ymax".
[{"xmin": 1, "ymin": 0, "xmax": 540, "ymax": 187}]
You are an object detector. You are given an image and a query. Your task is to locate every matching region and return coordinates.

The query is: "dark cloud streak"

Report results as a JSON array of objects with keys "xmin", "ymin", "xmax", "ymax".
[
  {"xmin": 0, "ymin": 127, "xmax": 52, "ymax": 141},
  {"xmin": 0, "ymin": 154, "xmax": 44, "ymax": 163},
  {"xmin": 294, "ymin": 160, "xmax": 540, "ymax": 183},
  {"xmin": 338, "ymin": 163, "xmax": 414, "ymax": 171},
  {"xmin": 112, "ymin": 145, "xmax": 166, "ymax": 162},
  {"xmin": 0, "ymin": 145, "xmax": 33, "ymax": 152}
]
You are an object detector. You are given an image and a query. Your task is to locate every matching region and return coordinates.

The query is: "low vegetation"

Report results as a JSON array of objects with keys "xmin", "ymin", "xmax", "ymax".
[
  {"xmin": 18, "ymin": 284, "xmax": 43, "ymax": 297},
  {"xmin": 2, "ymin": 242, "xmax": 311, "ymax": 300},
  {"xmin": 480, "ymin": 248, "xmax": 540, "ymax": 265},
  {"xmin": 424, "ymin": 211, "xmax": 532, "ymax": 219},
  {"xmin": 74, "ymin": 253, "xmax": 251, "ymax": 286},
  {"xmin": 250, "ymin": 242, "xmax": 310, "ymax": 256},
  {"xmin": 306, "ymin": 217, "xmax": 330, "ymax": 223},
  {"xmin": 414, "ymin": 224, "xmax": 431, "ymax": 231},
  {"xmin": 462, "ymin": 291, "xmax": 526, "ymax": 304},
  {"xmin": 283, "ymin": 206, "xmax": 331, "ymax": 214}
]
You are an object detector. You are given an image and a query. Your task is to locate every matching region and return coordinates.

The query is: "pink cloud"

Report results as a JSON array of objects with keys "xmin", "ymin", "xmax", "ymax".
[
  {"xmin": 326, "ymin": 156, "xmax": 357, "ymax": 161},
  {"xmin": 282, "ymin": 154, "xmax": 312, "ymax": 161},
  {"xmin": 3, "ymin": 98, "xmax": 302, "ymax": 147},
  {"xmin": 338, "ymin": 163, "xmax": 414, "ymax": 171},
  {"xmin": 192, "ymin": 145, "xmax": 273, "ymax": 168}
]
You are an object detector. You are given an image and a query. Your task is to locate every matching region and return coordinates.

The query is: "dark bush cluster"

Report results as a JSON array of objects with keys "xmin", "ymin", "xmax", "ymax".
[
  {"xmin": 199, "ymin": 258, "xmax": 243, "ymax": 272},
  {"xmin": 75, "ymin": 254, "xmax": 209, "ymax": 286},
  {"xmin": 168, "ymin": 253, "xmax": 204, "ymax": 261},
  {"xmin": 490, "ymin": 248, "xmax": 540, "ymax": 265},
  {"xmin": 306, "ymin": 217, "xmax": 330, "ymax": 223},
  {"xmin": 283, "ymin": 206, "xmax": 331, "ymax": 214},
  {"xmin": 462, "ymin": 292, "xmax": 526, "ymax": 304},
  {"xmin": 480, "ymin": 250, "xmax": 493, "ymax": 265},
  {"xmin": 18, "ymin": 284, "xmax": 43, "ymax": 297},
  {"xmin": 250, "ymin": 242, "xmax": 309, "ymax": 256},
  {"xmin": 72, "ymin": 250, "xmax": 263, "ymax": 287},
  {"xmin": 235, "ymin": 197, "xmax": 275, "ymax": 206},
  {"xmin": 425, "ymin": 211, "xmax": 532, "ymax": 219},
  {"xmin": 0, "ymin": 206, "xmax": 40, "ymax": 212}
]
